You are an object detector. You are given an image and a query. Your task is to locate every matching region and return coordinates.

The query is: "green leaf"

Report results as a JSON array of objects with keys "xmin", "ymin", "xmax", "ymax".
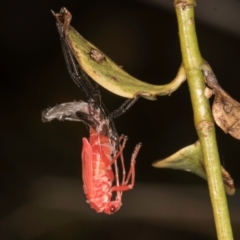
[
  {"xmin": 152, "ymin": 141, "xmax": 235, "ymax": 195},
  {"xmin": 52, "ymin": 8, "xmax": 186, "ymax": 100}
]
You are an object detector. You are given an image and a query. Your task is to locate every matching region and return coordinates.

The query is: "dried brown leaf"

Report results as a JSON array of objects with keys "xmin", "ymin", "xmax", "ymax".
[
  {"xmin": 221, "ymin": 166, "xmax": 235, "ymax": 195},
  {"xmin": 213, "ymin": 89, "xmax": 240, "ymax": 139},
  {"xmin": 203, "ymin": 70, "xmax": 240, "ymax": 139}
]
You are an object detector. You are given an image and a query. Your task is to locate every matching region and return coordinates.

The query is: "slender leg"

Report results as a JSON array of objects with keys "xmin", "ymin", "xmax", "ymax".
[
  {"xmin": 110, "ymin": 135, "xmax": 128, "ymax": 166},
  {"xmin": 109, "ymin": 96, "xmax": 140, "ymax": 119},
  {"xmin": 124, "ymin": 143, "xmax": 142, "ymax": 185},
  {"xmin": 120, "ymin": 152, "xmax": 126, "ymax": 185},
  {"xmin": 111, "ymin": 136, "xmax": 128, "ymax": 191},
  {"xmin": 114, "ymin": 160, "xmax": 120, "ymax": 187},
  {"xmin": 108, "ymin": 96, "xmax": 140, "ymax": 145},
  {"xmin": 110, "ymin": 142, "xmax": 142, "ymax": 192},
  {"xmin": 56, "ymin": 23, "xmax": 101, "ymax": 106}
]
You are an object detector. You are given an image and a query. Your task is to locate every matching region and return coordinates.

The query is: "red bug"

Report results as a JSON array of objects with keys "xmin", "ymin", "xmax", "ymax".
[
  {"xmin": 43, "ymin": 101, "xmax": 141, "ymax": 214},
  {"xmin": 42, "ymin": 11, "xmax": 141, "ymax": 214},
  {"xmin": 82, "ymin": 126, "xmax": 141, "ymax": 214}
]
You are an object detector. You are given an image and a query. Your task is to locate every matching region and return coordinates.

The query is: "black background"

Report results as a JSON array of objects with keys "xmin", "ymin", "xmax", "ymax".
[{"xmin": 1, "ymin": 0, "xmax": 240, "ymax": 239}]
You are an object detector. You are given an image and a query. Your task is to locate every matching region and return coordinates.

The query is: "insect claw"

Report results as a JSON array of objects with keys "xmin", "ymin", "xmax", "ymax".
[
  {"xmin": 132, "ymin": 143, "xmax": 142, "ymax": 159},
  {"xmin": 119, "ymin": 134, "xmax": 128, "ymax": 140}
]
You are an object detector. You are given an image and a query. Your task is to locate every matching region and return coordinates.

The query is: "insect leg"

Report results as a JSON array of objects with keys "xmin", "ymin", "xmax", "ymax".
[
  {"xmin": 108, "ymin": 96, "xmax": 140, "ymax": 147},
  {"xmin": 56, "ymin": 23, "xmax": 102, "ymax": 106},
  {"xmin": 110, "ymin": 135, "xmax": 128, "ymax": 166},
  {"xmin": 109, "ymin": 95, "xmax": 140, "ymax": 119},
  {"xmin": 114, "ymin": 160, "xmax": 120, "ymax": 187},
  {"xmin": 110, "ymin": 142, "xmax": 141, "ymax": 192},
  {"xmin": 124, "ymin": 143, "xmax": 142, "ymax": 185},
  {"xmin": 111, "ymin": 136, "xmax": 128, "ymax": 201},
  {"xmin": 118, "ymin": 136, "xmax": 128, "ymax": 185},
  {"xmin": 112, "ymin": 135, "xmax": 129, "ymax": 188}
]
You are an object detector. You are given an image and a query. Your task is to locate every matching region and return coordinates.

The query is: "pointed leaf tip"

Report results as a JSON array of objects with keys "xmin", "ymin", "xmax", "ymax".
[{"xmin": 153, "ymin": 141, "xmax": 235, "ymax": 195}]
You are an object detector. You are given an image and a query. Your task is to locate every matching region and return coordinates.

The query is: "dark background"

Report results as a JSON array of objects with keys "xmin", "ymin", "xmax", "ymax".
[{"xmin": 1, "ymin": 0, "xmax": 240, "ymax": 239}]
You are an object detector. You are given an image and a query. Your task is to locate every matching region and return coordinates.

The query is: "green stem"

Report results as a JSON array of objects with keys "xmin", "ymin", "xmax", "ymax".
[{"xmin": 174, "ymin": 1, "xmax": 233, "ymax": 239}]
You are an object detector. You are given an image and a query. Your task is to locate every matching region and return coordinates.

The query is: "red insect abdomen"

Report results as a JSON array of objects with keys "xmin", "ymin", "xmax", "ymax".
[{"xmin": 82, "ymin": 128, "xmax": 115, "ymax": 212}]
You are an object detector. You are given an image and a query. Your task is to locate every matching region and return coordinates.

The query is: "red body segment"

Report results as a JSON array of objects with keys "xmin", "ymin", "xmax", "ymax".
[
  {"xmin": 42, "ymin": 101, "xmax": 141, "ymax": 214},
  {"xmin": 44, "ymin": 9, "xmax": 142, "ymax": 214},
  {"xmin": 81, "ymin": 127, "xmax": 141, "ymax": 214}
]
